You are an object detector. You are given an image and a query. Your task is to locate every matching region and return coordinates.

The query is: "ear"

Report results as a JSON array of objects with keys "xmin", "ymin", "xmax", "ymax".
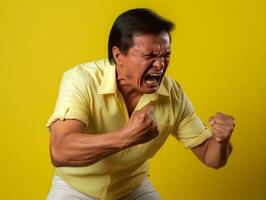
[{"xmin": 112, "ymin": 46, "xmax": 123, "ymax": 65}]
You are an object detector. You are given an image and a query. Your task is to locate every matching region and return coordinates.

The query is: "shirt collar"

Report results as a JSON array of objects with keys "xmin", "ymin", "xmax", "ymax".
[
  {"xmin": 97, "ymin": 60, "xmax": 169, "ymax": 97},
  {"xmin": 97, "ymin": 60, "xmax": 117, "ymax": 95}
]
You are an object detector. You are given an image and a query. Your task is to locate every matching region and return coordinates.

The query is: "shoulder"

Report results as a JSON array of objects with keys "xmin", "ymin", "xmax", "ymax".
[
  {"xmin": 162, "ymin": 75, "xmax": 183, "ymax": 98},
  {"xmin": 62, "ymin": 58, "xmax": 108, "ymax": 83}
]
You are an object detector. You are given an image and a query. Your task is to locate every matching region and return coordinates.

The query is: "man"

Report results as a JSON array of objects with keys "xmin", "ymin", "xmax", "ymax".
[{"xmin": 46, "ymin": 8, "xmax": 235, "ymax": 200}]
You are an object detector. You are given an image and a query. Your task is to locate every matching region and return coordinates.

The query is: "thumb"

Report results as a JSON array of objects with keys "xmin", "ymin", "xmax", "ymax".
[{"xmin": 208, "ymin": 116, "xmax": 215, "ymax": 126}]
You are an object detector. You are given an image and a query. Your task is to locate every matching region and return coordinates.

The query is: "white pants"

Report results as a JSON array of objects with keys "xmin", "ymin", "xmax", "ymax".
[{"xmin": 46, "ymin": 175, "xmax": 162, "ymax": 200}]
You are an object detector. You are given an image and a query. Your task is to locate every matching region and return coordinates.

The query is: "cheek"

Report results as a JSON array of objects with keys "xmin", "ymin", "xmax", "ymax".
[
  {"xmin": 132, "ymin": 61, "xmax": 149, "ymax": 79},
  {"xmin": 123, "ymin": 60, "xmax": 137, "ymax": 78},
  {"xmin": 134, "ymin": 70, "xmax": 144, "ymax": 83},
  {"xmin": 125, "ymin": 65, "xmax": 142, "ymax": 83},
  {"xmin": 124, "ymin": 58, "xmax": 150, "ymax": 84},
  {"xmin": 138, "ymin": 62, "xmax": 151, "ymax": 80}
]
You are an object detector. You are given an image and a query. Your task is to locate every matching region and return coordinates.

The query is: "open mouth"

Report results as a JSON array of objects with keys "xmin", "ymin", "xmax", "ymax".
[{"xmin": 144, "ymin": 72, "xmax": 163, "ymax": 86}]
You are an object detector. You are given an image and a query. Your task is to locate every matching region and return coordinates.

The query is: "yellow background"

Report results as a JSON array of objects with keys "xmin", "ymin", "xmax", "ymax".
[{"xmin": 0, "ymin": 0, "xmax": 265, "ymax": 199}]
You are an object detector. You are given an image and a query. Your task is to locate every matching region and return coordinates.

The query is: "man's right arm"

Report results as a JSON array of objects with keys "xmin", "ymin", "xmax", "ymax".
[{"xmin": 49, "ymin": 106, "xmax": 158, "ymax": 167}]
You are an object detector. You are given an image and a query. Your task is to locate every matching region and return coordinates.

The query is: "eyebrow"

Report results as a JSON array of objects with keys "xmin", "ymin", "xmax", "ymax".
[{"xmin": 142, "ymin": 50, "xmax": 171, "ymax": 56}]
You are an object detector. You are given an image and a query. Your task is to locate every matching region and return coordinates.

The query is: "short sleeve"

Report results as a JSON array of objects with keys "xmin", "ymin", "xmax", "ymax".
[
  {"xmin": 46, "ymin": 69, "xmax": 90, "ymax": 128},
  {"xmin": 171, "ymin": 85, "xmax": 212, "ymax": 148}
]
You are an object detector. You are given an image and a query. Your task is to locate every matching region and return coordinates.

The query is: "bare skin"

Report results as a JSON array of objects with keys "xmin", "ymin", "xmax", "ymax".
[
  {"xmin": 192, "ymin": 136, "xmax": 233, "ymax": 169},
  {"xmin": 49, "ymin": 32, "xmax": 235, "ymax": 169},
  {"xmin": 50, "ymin": 32, "xmax": 169, "ymax": 167},
  {"xmin": 50, "ymin": 105, "xmax": 158, "ymax": 167}
]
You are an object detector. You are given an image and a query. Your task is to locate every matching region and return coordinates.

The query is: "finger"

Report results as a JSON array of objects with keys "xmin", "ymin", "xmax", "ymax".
[
  {"xmin": 215, "ymin": 112, "xmax": 234, "ymax": 120},
  {"xmin": 208, "ymin": 113, "xmax": 235, "ymax": 127},
  {"xmin": 212, "ymin": 118, "xmax": 235, "ymax": 127},
  {"xmin": 147, "ymin": 108, "xmax": 155, "ymax": 122},
  {"xmin": 141, "ymin": 115, "xmax": 154, "ymax": 128},
  {"xmin": 208, "ymin": 116, "xmax": 215, "ymax": 126},
  {"xmin": 213, "ymin": 116, "xmax": 234, "ymax": 124},
  {"xmin": 139, "ymin": 106, "xmax": 155, "ymax": 123},
  {"xmin": 211, "ymin": 127, "xmax": 232, "ymax": 142},
  {"xmin": 130, "ymin": 110, "xmax": 138, "ymax": 117},
  {"xmin": 139, "ymin": 104, "xmax": 154, "ymax": 114},
  {"xmin": 212, "ymin": 125, "xmax": 233, "ymax": 135},
  {"xmin": 131, "ymin": 108, "xmax": 144, "ymax": 117},
  {"xmin": 131, "ymin": 111, "xmax": 146, "ymax": 121},
  {"xmin": 214, "ymin": 113, "xmax": 235, "ymax": 124},
  {"xmin": 212, "ymin": 123, "xmax": 234, "ymax": 132}
]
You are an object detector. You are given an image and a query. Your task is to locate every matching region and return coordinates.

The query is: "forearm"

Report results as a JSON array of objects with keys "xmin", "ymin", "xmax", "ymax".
[
  {"xmin": 51, "ymin": 128, "xmax": 127, "ymax": 167},
  {"xmin": 204, "ymin": 136, "xmax": 233, "ymax": 169},
  {"xmin": 50, "ymin": 106, "xmax": 157, "ymax": 167}
]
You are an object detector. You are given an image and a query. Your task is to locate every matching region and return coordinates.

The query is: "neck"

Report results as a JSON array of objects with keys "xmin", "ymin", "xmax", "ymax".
[
  {"xmin": 116, "ymin": 67, "xmax": 142, "ymax": 114},
  {"xmin": 116, "ymin": 65, "xmax": 142, "ymax": 98},
  {"xmin": 117, "ymin": 78, "xmax": 142, "ymax": 105}
]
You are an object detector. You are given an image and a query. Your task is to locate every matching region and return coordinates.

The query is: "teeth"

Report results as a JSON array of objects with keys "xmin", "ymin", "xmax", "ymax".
[
  {"xmin": 144, "ymin": 72, "xmax": 163, "ymax": 86},
  {"xmin": 146, "ymin": 79, "xmax": 157, "ymax": 85},
  {"xmin": 148, "ymin": 73, "xmax": 162, "ymax": 77}
]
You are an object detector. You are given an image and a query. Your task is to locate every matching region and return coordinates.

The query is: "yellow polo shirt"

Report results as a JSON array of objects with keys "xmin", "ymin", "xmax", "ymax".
[{"xmin": 46, "ymin": 59, "xmax": 212, "ymax": 200}]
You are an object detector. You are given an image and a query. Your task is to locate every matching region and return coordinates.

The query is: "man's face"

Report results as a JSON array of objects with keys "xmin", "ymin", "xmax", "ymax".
[{"xmin": 116, "ymin": 31, "xmax": 171, "ymax": 94}]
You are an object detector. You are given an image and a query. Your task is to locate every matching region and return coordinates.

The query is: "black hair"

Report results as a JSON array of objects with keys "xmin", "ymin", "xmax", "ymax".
[{"xmin": 108, "ymin": 8, "xmax": 175, "ymax": 64}]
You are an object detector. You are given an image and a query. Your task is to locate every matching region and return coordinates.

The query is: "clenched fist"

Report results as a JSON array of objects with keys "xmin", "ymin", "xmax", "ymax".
[
  {"xmin": 121, "ymin": 105, "xmax": 159, "ymax": 148},
  {"xmin": 209, "ymin": 112, "xmax": 235, "ymax": 143}
]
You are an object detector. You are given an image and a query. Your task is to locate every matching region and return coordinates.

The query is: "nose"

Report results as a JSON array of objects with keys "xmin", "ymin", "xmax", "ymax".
[{"xmin": 152, "ymin": 57, "xmax": 165, "ymax": 71}]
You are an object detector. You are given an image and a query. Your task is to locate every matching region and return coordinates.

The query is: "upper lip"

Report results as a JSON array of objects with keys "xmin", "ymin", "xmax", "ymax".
[
  {"xmin": 141, "ymin": 67, "xmax": 164, "ymax": 85},
  {"xmin": 146, "ymin": 72, "xmax": 163, "ymax": 76},
  {"xmin": 145, "ymin": 70, "xmax": 164, "ymax": 76},
  {"xmin": 144, "ymin": 72, "xmax": 164, "ymax": 84}
]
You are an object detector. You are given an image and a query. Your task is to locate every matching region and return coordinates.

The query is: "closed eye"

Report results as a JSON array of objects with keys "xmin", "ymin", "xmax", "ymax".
[
  {"xmin": 164, "ymin": 52, "xmax": 171, "ymax": 59},
  {"xmin": 142, "ymin": 51, "xmax": 171, "ymax": 60},
  {"xmin": 143, "ymin": 54, "xmax": 156, "ymax": 59}
]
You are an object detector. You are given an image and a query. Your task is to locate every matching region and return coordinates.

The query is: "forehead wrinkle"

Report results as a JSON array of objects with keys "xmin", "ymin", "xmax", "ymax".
[
  {"xmin": 131, "ymin": 33, "xmax": 171, "ymax": 55},
  {"xmin": 135, "ymin": 43, "xmax": 170, "ymax": 54},
  {"xmin": 131, "ymin": 45, "xmax": 148, "ymax": 56},
  {"xmin": 148, "ymin": 46, "xmax": 171, "ymax": 57}
]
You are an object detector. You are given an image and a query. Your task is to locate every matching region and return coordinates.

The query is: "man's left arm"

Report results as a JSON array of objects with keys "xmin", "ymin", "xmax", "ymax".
[{"xmin": 191, "ymin": 112, "xmax": 235, "ymax": 169}]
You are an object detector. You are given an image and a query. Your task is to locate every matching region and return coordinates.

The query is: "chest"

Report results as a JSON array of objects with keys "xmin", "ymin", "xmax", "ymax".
[{"xmin": 85, "ymin": 94, "xmax": 177, "ymax": 167}]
